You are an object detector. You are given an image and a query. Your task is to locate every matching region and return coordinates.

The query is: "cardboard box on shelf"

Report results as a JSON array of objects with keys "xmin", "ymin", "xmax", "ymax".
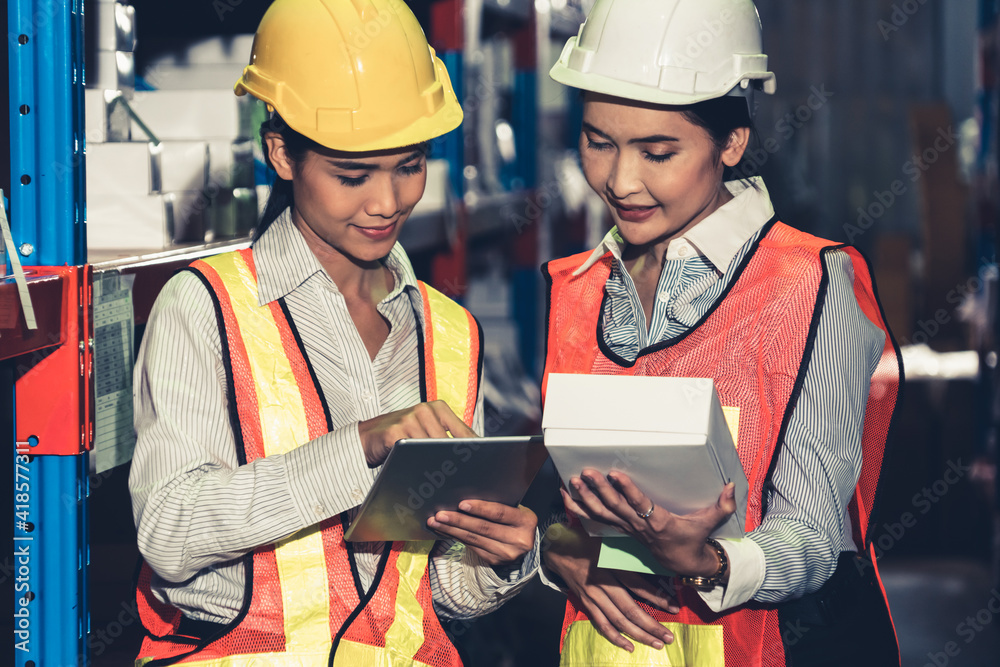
[
  {"xmin": 87, "ymin": 142, "xmax": 155, "ymax": 196},
  {"xmin": 209, "ymin": 187, "xmax": 258, "ymax": 240},
  {"xmin": 88, "ymin": 50, "xmax": 135, "ymax": 91},
  {"xmin": 92, "ymin": 1, "xmax": 136, "ymax": 53},
  {"xmin": 87, "ymin": 190, "xmax": 209, "ymax": 252},
  {"xmin": 86, "ymin": 193, "xmax": 167, "ymax": 251},
  {"xmin": 157, "ymin": 142, "xmax": 210, "ymax": 193},
  {"xmin": 208, "ymin": 139, "xmax": 255, "ymax": 190},
  {"xmin": 542, "ymin": 373, "xmax": 748, "ymax": 573},
  {"xmin": 84, "ymin": 89, "xmax": 130, "ymax": 143},
  {"xmin": 164, "ymin": 192, "xmax": 209, "ymax": 244},
  {"xmin": 128, "ymin": 90, "xmax": 256, "ymax": 140},
  {"xmin": 139, "ymin": 64, "xmax": 248, "ymax": 91}
]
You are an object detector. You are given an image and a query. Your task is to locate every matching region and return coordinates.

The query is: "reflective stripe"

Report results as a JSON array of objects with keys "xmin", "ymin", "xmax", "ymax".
[
  {"xmin": 419, "ymin": 282, "xmax": 476, "ymax": 426},
  {"xmin": 139, "ymin": 650, "xmax": 332, "ymax": 666},
  {"xmin": 721, "ymin": 406, "xmax": 740, "ymax": 448},
  {"xmin": 334, "ymin": 639, "xmax": 435, "ymax": 666},
  {"xmin": 560, "ymin": 621, "xmax": 724, "ymax": 666},
  {"xmin": 208, "ymin": 252, "xmax": 330, "ymax": 652},
  {"xmin": 382, "ymin": 541, "xmax": 436, "ymax": 660}
]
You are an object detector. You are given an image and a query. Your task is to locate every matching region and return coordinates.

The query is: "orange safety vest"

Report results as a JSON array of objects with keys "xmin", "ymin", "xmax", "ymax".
[
  {"xmin": 542, "ymin": 222, "xmax": 901, "ymax": 667},
  {"xmin": 135, "ymin": 248, "xmax": 481, "ymax": 666}
]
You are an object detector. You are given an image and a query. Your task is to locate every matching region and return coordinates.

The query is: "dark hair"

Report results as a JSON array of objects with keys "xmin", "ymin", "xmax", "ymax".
[
  {"xmin": 254, "ymin": 114, "xmax": 323, "ymax": 241},
  {"xmin": 680, "ymin": 95, "xmax": 760, "ymax": 185}
]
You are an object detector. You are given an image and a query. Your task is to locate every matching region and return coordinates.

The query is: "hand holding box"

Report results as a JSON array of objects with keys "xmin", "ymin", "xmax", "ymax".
[{"xmin": 542, "ymin": 373, "xmax": 750, "ymax": 574}]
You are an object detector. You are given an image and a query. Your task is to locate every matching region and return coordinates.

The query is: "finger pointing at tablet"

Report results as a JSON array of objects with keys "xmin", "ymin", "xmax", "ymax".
[
  {"xmin": 358, "ymin": 400, "xmax": 478, "ymax": 467},
  {"xmin": 428, "ymin": 501, "xmax": 538, "ymax": 567}
]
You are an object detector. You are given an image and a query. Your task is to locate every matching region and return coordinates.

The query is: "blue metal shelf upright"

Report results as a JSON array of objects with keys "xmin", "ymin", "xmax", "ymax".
[{"xmin": 9, "ymin": 0, "xmax": 90, "ymax": 665}]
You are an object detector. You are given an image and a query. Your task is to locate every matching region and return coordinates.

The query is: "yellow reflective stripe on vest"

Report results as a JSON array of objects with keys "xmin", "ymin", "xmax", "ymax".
[
  {"xmin": 383, "ymin": 541, "xmax": 436, "ymax": 658},
  {"xmin": 334, "ymin": 640, "xmax": 434, "ymax": 667},
  {"xmin": 420, "ymin": 282, "xmax": 475, "ymax": 423},
  {"xmin": 560, "ymin": 621, "xmax": 724, "ymax": 666},
  {"xmin": 204, "ymin": 252, "xmax": 330, "ymax": 652}
]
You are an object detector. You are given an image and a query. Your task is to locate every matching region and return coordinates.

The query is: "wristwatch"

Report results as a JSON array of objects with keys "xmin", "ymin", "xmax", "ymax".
[{"xmin": 676, "ymin": 538, "xmax": 728, "ymax": 591}]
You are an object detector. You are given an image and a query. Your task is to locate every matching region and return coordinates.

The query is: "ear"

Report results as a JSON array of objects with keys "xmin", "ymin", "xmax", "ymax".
[
  {"xmin": 264, "ymin": 132, "xmax": 295, "ymax": 181},
  {"xmin": 721, "ymin": 127, "xmax": 751, "ymax": 168}
]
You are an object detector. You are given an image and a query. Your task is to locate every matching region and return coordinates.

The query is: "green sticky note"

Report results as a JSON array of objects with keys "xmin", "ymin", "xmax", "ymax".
[
  {"xmin": 598, "ymin": 536, "xmax": 742, "ymax": 576},
  {"xmin": 597, "ymin": 538, "xmax": 674, "ymax": 576}
]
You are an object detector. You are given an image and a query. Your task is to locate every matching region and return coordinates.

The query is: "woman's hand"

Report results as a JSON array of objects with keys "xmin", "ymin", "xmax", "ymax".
[
  {"xmin": 357, "ymin": 400, "xmax": 476, "ymax": 467},
  {"xmin": 561, "ymin": 469, "xmax": 736, "ymax": 580},
  {"xmin": 542, "ymin": 522, "xmax": 679, "ymax": 653},
  {"xmin": 427, "ymin": 501, "xmax": 538, "ymax": 568}
]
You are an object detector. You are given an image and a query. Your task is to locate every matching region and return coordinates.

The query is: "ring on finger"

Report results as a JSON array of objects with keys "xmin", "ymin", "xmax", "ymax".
[{"xmin": 636, "ymin": 503, "xmax": 655, "ymax": 519}]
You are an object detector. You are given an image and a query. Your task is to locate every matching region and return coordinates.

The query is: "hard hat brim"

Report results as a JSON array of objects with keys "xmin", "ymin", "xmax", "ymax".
[{"xmin": 550, "ymin": 61, "xmax": 776, "ymax": 107}]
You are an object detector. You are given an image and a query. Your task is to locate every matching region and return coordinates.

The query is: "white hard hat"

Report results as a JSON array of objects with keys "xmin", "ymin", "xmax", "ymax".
[{"xmin": 550, "ymin": 0, "xmax": 776, "ymax": 106}]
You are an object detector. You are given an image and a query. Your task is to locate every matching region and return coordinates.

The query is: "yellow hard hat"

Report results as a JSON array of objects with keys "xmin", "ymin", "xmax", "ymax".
[{"xmin": 235, "ymin": 0, "xmax": 463, "ymax": 152}]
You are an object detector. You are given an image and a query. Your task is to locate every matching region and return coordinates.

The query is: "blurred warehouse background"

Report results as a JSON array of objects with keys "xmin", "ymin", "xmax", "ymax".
[{"xmin": 1, "ymin": 0, "xmax": 999, "ymax": 665}]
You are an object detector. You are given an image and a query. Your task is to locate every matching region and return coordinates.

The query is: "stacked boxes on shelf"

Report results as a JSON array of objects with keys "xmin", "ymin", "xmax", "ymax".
[
  {"xmin": 127, "ymin": 89, "xmax": 259, "ymax": 242},
  {"xmin": 89, "ymin": 0, "xmax": 136, "ymax": 91},
  {"xmin": 85, "ymin": 12, "xmax": 259, "ymax": 253}
]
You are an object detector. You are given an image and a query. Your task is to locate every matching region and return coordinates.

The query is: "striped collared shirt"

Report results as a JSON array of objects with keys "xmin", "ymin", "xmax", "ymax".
[{"xmin": 130, "ymin": 209, "xmax": 537, "ymax": 623}]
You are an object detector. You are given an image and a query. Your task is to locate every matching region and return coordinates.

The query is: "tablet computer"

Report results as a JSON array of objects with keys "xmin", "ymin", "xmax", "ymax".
[{"xmin": 343, "ymin": 435, "xmax": 547, "ymax": 542}]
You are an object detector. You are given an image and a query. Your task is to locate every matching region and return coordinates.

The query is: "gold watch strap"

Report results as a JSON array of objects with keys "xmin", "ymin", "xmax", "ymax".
[{"xmin": 676, "ymin": 538, "xmax": 728, "ymax": 591}]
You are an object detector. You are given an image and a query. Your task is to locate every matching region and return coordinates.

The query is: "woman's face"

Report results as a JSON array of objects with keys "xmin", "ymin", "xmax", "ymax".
[
  {"xmin": 269, "ymin": 137, "xmax": 428, "ymax": 264},
  {"xmin": 579, "ymin": 93, "xmax": 748, "ymax": 251}
]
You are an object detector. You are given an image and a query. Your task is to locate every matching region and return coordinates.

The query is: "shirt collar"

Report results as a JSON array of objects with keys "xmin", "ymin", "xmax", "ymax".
[
  {"xmin": 253, "ymin": 208, "xmax": 420, "ymax": 306},
  {"xmin": 572, "ymin": 176, "xmax": 774, "ymax": 276}
]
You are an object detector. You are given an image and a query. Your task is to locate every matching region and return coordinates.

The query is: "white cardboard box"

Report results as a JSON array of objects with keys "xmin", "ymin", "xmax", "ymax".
[
  {"xmin": 128, "ymin": 90, "xmax": 255, "ymax": 140},
  {"xmin": 87, "ymin": 190, "xmax": 209, "ymax": 252},
  {"xmin": 542, "ymin": 373, "xmax": 749, "ymax": 541},
  {"xmin": 86, "ymin": 193, "xmax": 167, "ymax": 251},
  {"xmin": 157, "ymin": 141, "xmax": 209, "ymax": 193},
  {"xmin": 93, "ymin": 1, "xmax": 136, "ymax": 52},
  {"xmin": 88, "ymin": 50, "xmax": 135, "ymax": 91},
  {"xmin": 140, "ymin": 64, "xmax": 249, "ymax": 91},
  {"xmin": 87, "ymin": 142, "xmax": 155, "ymax": 196},
  {"xmin": 84, "ymin": 89, "xmax": 131, "ymax": 143},
  {"xmin": 207, "ymin": 139, "xmax": 255, "ymax": 190}
]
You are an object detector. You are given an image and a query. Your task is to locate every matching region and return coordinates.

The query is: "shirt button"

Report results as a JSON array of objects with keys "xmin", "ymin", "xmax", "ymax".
[
  {"xmin": 351, "ymin": 489, "xmax": 364, "ymax": 502},
  {"xmin": 361, "ymin": 391, "xmax": 374, "ymax": 402},
  {"xmin": 313, "ymin": 504, "xmax": 326, "ymax": 518},
  {"xmin": 657, "ymin": 292, "xmax": 671, "ymax": 304}
]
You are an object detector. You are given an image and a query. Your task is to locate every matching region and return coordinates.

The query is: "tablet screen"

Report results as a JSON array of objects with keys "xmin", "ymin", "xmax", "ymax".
[{"xmin": 343, "ymin": 435, "xmax": 547, "ymax": 542}]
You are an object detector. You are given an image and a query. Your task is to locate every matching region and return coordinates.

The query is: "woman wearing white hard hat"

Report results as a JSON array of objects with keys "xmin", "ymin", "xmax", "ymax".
[
  {"xmin": 129, "ymin": 1, "xmax": 538, "ymax": 665},
  {"xmin": 540, "ymin": 0, "xmax": 901, "ymax": 665}
]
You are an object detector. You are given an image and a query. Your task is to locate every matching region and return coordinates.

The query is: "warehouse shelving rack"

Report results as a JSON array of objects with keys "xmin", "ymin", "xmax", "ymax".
[{"xmin": 6, "ymin": 1, "xmax": 90, "ymax": 665}]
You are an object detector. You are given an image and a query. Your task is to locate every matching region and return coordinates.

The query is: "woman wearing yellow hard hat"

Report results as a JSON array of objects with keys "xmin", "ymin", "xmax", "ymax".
[
  {"xmin": 129, "ymin": 1, "xmax": 537, "ymax": 665},
  {"xmin": 539, "ymin": 1, "xmax": 901, "ymax": 665}
]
